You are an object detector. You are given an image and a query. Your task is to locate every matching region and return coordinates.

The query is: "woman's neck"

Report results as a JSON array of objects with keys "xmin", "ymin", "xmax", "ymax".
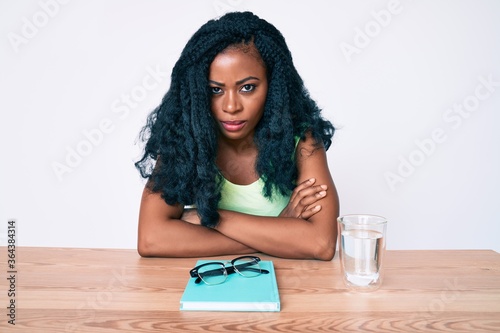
[
  {"xmin": 216, "ymin": 136, "xmax": 260, "ymax": 185},
  {"xmin": 217, "ymin": 135, "xmax": 257, "ymax": 155}
]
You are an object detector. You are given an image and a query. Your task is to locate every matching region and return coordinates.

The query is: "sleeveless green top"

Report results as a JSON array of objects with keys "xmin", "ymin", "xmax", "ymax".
[
  {"xmin": 217, "ymin": 137, "xmax": 300, "ymax": 217},
  {"xmin": 217, "ymin": 177, "xmax": 290, "ymax": 216}
]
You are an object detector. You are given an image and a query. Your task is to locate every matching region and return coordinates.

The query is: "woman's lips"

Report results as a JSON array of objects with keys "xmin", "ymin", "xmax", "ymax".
[{"xmin": 221, "ymin": 120, "xmax": 246, "ymax": 132}]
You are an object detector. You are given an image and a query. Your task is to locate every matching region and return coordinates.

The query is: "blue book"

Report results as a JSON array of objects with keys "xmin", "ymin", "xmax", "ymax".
[{"xmin": 179, "ymin": 260, "xmax": 280, "ymax": 311}]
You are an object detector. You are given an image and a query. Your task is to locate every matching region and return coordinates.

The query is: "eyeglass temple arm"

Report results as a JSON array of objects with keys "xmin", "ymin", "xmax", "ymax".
[
  {"xmin": 192, "ymin": 262, "xmax": 270, "ymax": 283},
  {"xmin": 233, "ymin": 261, "xmax": 269, "ymax": 274},
  {"xmin": 194, "ymin": 269, "xmax": 269, "ymax": 284},
  {"xmin": 195, "ymin": 264, "xmax": 269, "ymax": 278}
]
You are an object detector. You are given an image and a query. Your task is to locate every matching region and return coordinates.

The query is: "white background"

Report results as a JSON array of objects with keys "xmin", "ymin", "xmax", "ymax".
[{"xmin": 1, "ymin": 0, "xmax": 499, "ymax": 252}]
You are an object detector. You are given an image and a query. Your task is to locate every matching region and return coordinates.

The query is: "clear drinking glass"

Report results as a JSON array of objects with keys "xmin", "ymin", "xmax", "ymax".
[{"xmin": 338, "ymin": 214, "xmax": 387, "ymax": 291}]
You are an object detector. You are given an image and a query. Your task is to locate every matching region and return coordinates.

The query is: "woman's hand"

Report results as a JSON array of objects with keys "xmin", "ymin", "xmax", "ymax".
[{"xmin": 279, "ymin": 178, "xmax": 327, "ymax": 220}]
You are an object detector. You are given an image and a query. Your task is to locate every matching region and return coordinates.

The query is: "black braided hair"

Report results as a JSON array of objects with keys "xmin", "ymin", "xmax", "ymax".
[{"xmin": 135, "ymin": 11, "xmax": 335, "ymax": 227}]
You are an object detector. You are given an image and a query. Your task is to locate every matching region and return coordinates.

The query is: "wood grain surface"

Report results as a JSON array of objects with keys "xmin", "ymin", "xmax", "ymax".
[{"xmin": 0, "ymin": 247, "xmax": 499, "ymax": 332}]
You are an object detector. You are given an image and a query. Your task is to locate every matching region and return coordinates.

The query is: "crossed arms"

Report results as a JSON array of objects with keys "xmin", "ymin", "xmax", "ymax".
[{"xmin": 137, "ymin": 134, "xmax": 339, "ymax": 260}]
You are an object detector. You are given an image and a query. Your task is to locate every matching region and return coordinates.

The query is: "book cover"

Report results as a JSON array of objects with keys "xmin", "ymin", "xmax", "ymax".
[{"xmin": 179, "ymin": 260, "xmax": 280, "ymax": 311}]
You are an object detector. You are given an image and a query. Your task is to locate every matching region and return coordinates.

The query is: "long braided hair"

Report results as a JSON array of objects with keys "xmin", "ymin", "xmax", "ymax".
[{"xmin": 135, "ymin": 11, "xmax": 335, "ymax": 227}]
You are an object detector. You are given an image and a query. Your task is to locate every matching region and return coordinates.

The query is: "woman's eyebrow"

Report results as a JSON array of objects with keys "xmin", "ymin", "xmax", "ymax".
[
  {"xmin": 236, "ymin": 76, "xmax": 260, "ymax": 85},
  {"xmin": 209, "ymin": 76, "xmax": 260, "ymax": 87}
]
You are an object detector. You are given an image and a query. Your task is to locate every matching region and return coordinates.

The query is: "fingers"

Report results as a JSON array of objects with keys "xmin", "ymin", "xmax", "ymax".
[
  {"xmin": 300, "ymin": 204, "xmax": 322, "ymax": 220},
  {"xmin": 290, "ymin": 179, "xmax": 328, "ymax": 218},
  {"xmin": 289, "ymin": 178, "xmax": 317, "ymax": 202},
  {"xmin": 279, "ymin": 178, "xmax": 329, "ymax": 219},
  {"xmin": 297, "ymin": 185, "xmax": 327, "ymax": 207}
]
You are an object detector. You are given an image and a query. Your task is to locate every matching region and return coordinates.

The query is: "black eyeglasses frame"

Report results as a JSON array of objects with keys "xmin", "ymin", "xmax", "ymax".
[{"xmin": 189, "ymin": 255, "xmax": 270, "ymax": 284}]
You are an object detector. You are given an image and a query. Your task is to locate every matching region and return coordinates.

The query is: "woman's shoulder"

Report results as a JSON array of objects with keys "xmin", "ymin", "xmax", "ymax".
[
  {"xmin": 295, "ymin": 130, "xmax": 327, "ymax": 163},
  {"xmin": 295, "ymin": 130, "xmax": 324, "ymax": 148}
]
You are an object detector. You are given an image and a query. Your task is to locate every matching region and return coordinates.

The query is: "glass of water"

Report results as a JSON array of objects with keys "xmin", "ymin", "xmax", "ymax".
[{"xmin": 338, "ymin": 214, "xmax": 387, "ymax": 291}]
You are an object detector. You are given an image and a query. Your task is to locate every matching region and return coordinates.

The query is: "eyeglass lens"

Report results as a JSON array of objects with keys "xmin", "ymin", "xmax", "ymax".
[
  {"xmin": 198, "ymin": 264, "xmax": 227, "ymax": 285},
  {"xmin": 233, "ymin": 257, "xmax": 262, "ymax": 277}
]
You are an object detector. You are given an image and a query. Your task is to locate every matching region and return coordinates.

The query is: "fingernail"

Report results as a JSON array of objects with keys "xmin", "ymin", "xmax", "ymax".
[
  {"xmin": 315, "ymin": 205, "xmax": 321, "ymax": 211},
  {"xmin": 321, "ymin": 185, "xmax": 328, "ymax": 190},
  {"xmin": 309, "ymin": 178, "xmax": 315, "ymax": 183},
  {"xmin": 318, "ymin": 191, "xmax": 326, "ymax": 196}
]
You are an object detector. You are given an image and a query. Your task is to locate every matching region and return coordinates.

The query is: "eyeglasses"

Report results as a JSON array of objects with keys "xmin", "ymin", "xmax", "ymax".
[{"xmin": 189, "ymin": 256, "xmax": 269, "ymax": 285}]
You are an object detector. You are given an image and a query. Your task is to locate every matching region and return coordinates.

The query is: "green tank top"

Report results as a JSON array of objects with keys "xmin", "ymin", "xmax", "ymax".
[
  {"xmin": 217, "ymin": 177, "xmax": 290, "ymax": 216},
  {"xmin": 217, "ymin": 137, "xmax": 300, "ymax": 216}
]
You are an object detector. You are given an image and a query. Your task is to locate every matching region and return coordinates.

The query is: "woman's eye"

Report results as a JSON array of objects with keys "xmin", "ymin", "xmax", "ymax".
[
  {"xmin": 210, "ymin": 87, "xmax": 222, "ymax": 94},
  {"xmin": 241, "ymin": 84, "xmax": 255, "ymax": 92}
]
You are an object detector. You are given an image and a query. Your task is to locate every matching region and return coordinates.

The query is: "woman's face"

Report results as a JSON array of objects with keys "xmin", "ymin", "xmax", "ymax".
[{"xmin": 209, "ymin": 45, "xmax": 268, "ymax": 144}]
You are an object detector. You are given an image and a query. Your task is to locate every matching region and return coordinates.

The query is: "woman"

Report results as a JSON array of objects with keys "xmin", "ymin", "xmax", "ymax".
[{"xmin": 135, "ymin": 11, "xmax": 339, "ymax": 260}]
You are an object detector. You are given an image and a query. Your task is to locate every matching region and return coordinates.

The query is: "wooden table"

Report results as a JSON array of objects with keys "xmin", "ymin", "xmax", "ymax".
[{"xmin": 1, "ymin": 248, "xmax": 499, "ymax": 332}]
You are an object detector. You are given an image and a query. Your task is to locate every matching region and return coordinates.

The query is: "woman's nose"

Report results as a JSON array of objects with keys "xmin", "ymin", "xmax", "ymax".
[{"xmin": 222, "ymin": 91, "xmax": 242, "ymax": 114}]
